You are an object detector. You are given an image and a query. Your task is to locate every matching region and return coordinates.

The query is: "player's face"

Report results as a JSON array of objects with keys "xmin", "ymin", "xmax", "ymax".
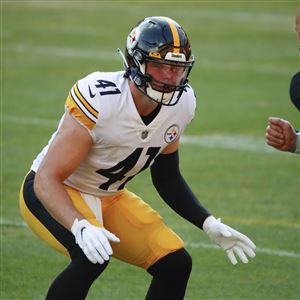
[{"xmin": 146, "ymin": 61, "xmax": 187, "ymax": 93}]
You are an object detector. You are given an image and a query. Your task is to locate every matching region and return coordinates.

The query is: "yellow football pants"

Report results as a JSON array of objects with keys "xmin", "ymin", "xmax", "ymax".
[{"xmin": 19, "ymin": 172, "xmax": 184, "ymax": 269}]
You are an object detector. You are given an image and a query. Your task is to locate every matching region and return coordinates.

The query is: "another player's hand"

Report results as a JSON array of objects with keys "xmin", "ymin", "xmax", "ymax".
[
  {"xmin": 71, "ymin": 218, "xmax": 120, "ymax": 264},
  {"xmin": 265, "ymin": 117, "xmax": 297, "ymax": 152},
  {"xmin": 203, "ymin": 216, "xmax": 256, "ymax": 265}
]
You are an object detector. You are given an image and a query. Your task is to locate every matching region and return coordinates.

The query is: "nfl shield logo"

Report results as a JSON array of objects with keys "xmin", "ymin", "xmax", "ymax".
[{"xmin": 141, "ymin": 130, "xmax": 149, "ymax": 139}]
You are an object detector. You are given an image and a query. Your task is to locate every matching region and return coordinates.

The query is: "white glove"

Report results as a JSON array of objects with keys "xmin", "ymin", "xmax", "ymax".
[
  {"xmin": 71, "ymin": 218, "xmax": 120, "ymax": 264},
  {"xmin": 203, "ymin": 216, "xmax": 256, "ymax": 265}
]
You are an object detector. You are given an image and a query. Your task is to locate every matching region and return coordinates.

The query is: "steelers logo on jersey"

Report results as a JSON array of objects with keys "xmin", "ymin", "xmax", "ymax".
[{"xmin": 164, "ymin": 124, "xmax": 179, "ymax": 143}]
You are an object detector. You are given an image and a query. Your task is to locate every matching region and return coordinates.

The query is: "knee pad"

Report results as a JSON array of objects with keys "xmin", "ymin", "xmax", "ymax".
[
  {"xmin": 70, "ymin": 245, "xmax": 110, "ymax": 274},
  {"xmin": 175, "ymin": 248, "xmax": 193, "ymax": 275},
  {"xmin": 147, "ymin": 248, "xmax": 192, "ymax": 278}
]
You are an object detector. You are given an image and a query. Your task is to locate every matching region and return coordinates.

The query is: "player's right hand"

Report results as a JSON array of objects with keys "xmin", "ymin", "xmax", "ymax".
[
  {"xmin": 265, "ymin": 117, "xmax": 297, "ymax": 152},
  {"xmin": 71, "ymin": 218, "xmax": 120, "ymax": 264}
]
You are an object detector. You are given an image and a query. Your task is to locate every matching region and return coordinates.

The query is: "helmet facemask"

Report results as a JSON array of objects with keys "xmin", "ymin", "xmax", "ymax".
[{"xmin": 140, "ymin": 53, "xmax": 194, "ymax": 105}]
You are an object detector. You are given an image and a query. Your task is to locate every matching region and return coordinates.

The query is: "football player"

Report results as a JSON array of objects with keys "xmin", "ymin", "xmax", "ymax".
[
  {"xmin": 266, "ymin": 6, "xmax": 300, "ymax": 154},
  {"xmin": 19, "ymin": 16, "xmax": 256, "ymax": 299}
]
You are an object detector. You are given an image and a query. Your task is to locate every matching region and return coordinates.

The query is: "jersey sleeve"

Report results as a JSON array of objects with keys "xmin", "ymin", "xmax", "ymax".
[
  {"xmin": 65, "ymin": 73, "xmax": 100, "ymax": 130},
  {"xmin": 184, "ymin": 85, "xmax": 196, "ymax": 124}
]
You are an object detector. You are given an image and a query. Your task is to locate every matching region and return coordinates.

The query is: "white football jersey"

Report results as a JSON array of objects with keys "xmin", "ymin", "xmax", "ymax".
[{"xmin": 31, "ymin": 71, "xmax": 196, "ymax": 197}]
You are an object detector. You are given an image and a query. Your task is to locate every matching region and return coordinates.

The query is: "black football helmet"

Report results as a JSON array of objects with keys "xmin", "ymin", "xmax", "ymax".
[{"xmin": 119, "ymin": 16, "xmax": 194, "ymax": 106}]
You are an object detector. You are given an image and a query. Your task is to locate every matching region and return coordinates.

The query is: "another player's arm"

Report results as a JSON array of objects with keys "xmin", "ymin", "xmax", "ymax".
[{"xmin": 34, "ymin": 112, "xmax": 93, "ymax": 230}]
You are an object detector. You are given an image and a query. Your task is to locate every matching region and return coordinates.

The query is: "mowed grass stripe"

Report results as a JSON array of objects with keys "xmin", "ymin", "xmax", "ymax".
[
  {"xmin": 4, "ymin": 43, "xmax": 292, "ymax": 75},
  {"xmin": 3, "ymin": 115, "xmax": 280, "ymax": 154}
]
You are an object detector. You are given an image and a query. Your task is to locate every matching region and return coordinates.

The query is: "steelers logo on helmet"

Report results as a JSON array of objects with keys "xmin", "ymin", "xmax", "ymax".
[
  {"xmin": 126, "ymin": 27, "xmax": 140, "ymax": 55},
  {"xmin": 122, "ymin": 16, "xmax": 195, "ymax": 106},
  {"xmin": 164, "ymin": 124, "xmax": 180, "ymax": 143}
]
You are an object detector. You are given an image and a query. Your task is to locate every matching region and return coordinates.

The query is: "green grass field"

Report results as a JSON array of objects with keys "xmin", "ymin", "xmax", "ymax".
[{"xmin": 1, "ymin": 1, "xmax": 299, "ymax": 299}]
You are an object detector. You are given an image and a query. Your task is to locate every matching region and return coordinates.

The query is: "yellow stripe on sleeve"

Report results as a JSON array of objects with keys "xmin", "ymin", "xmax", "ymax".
[
  {"xmin": 66, "ymin": 93, "xmax": 96, "ymax": 130},
  {"xmin": 73, "ymin": 84, "xmax": 99, "ymax": 119}
]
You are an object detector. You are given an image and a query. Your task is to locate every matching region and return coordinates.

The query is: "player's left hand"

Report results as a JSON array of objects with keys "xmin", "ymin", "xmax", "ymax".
[{"xmin": 203, "ymin": 216, "xmax": 256, "ymax": 265}]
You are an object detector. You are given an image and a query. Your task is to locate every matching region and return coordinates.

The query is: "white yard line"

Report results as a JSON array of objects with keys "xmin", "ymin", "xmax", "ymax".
[
  {"xmin": 185, "ymin": 241, "xmax": 300, "ymax": 259},
  {"xmin": 0, "ymin": 218, "xmax": 27, "ymax": 228},
  {"xmin": 5, "ymin": 44, "xmax": 119, "ymax": 61},
  {"xmin": 1, "ymin": 218, "xmax": 298, "ymax": 259},
  {"xmin": 3, "ymin": 115, "xmax": 59, "ymax": 127},
  {"xmin": 180, "ymin": 134, "xmax": 278, "ymax": 154}
]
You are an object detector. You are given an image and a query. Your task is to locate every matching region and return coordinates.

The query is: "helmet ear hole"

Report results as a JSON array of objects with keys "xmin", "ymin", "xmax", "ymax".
[{"xmin": 132, "ymin": 50, "xmax": 143, "ymax": 62}]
